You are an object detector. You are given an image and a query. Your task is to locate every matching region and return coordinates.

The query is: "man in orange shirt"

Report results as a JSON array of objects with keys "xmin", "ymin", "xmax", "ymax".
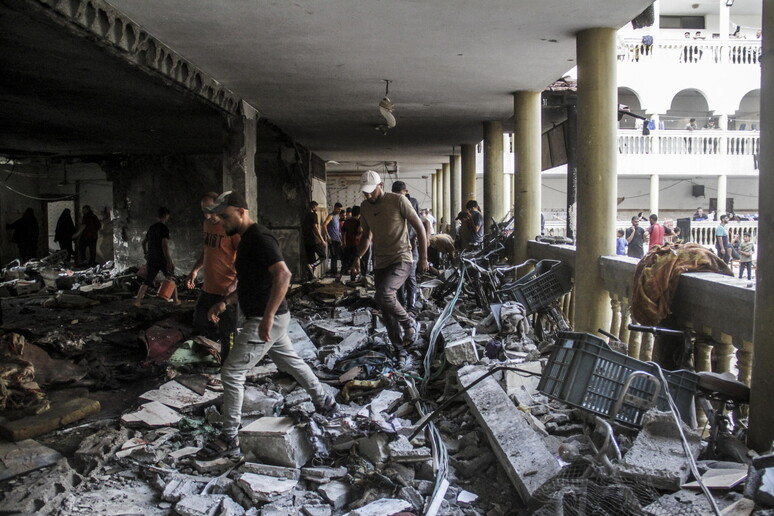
[{"xmin": 186, "ymin": 192, "xmax": 240, "ymax": 361}]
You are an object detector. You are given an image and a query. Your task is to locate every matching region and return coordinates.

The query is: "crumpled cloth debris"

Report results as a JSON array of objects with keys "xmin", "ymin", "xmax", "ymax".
[
  {"xmin": 0, "ymin": 332, "xmax": 50, "ymax": 413},
  {"xmin": 631, "ymin": 243, "xmax": 731, "ymax": 325}
]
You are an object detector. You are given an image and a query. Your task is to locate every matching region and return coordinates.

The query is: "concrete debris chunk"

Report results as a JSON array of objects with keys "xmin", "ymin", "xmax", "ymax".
[
  {"xmin": 161, "ymin": 476, "xmax": 204, "ymax": 502},
  {"xmin": 301, "ymin": 504, "xmax": 333, "ymax": 516},
  {"xmin": 218, "ymin": 496, "xmax": 246, "ymax": 516},
  {"xmin": 398, "ymin": 485, "xmax": 425, "ymax": 511},
  {"xmin": 169, "ymin": 446, "xmax": 200, "ymax": 460},
  {"xmin": 360, "ymin": 389, "xmax": 403, "ymax": 418},
  {"xmin": 0, "ymin": 439, "xmax": 62, "ymax": 481},
  {"xmin": 505, "ymin": 360, "xmax": 543, "ymax": 406},
  {"xmin": 309, "ymin": 321, "xmax": 358, "ymax": 338},
  {"xmin": 240, "ymin": 462, "xmax": 301, "ymax": 480},
  {"xmin": 301, "ymin": 466, "xmax": 348, "ymax": 483},
  {"xmin": 194, "ymin": 457, "xmax": 235, "ymax": 475},
  {"xmin": 351, "ymin": 310, "xmax": 371, "ymax": 326},
  {"xmin": 357, "ymin": 433, "xmax": 390, "ymax": 465},
  {"xmin": 174, "ymin": 494, "xmax": 225, "ymax": 516},
  {"xmin": 343, "ymin": 498, "xmax": 412, "ymax": 516},
  {"xmin": 444, "ymin": 337, "xmax": 479, "ymax": 365},
  {"xmin": 457, "ymin": 490, "xmax": 479, "ymax": 505},
  {"xmin": 139, "ymin": 380, "xmax": 221, "ymax": 411},
  {"xmin": 242, "ymin": 386, "xmax": 283, "ymax": 415},
  {"xmin": 619, "ymin": 409, "xmax": 701, "ymax": 491},
  {"xmin": 121, "ymin": 401, "xmax": 182, "ymax": 427},
  {"xmin": 239, "ymin": 416, "xmax": 313, "ymax": 468},
  {"xmin": 318, "ymin": 480, "xmax": 352, "ymax": 509},
  {"xmin": 458, "ymin": 365, "xmax": 561, "ymax": 503},
  {"xmin": 643, "ymin": 489, "xmax": 742, "ymax": 515},
  {"xmin": 388, "ymin": 435, "xmax": 432, "ymax": 462},
  {"xmin": 288, "ymin": 318, "xmax": 319, "ymax": 360},
  {"xmin": 236, "ymin": 472, "xmax": 299, "ymax": 503}
]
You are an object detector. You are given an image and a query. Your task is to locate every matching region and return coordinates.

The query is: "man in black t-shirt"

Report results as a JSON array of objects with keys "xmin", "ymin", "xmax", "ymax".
[
  {"xmin": 198, "ymin": 191, "xmax": 336, "ymax": 460},
  {"xmin": 625, "ymin": 216, "xmax": 648, "ymax": 259},
  {"xmin": 301, "ymin": 201, "xmax": 327, "ymax": 280},
  {"xmin": 134, "ymin": 207, "xmax": 179, "ymax": 307}
]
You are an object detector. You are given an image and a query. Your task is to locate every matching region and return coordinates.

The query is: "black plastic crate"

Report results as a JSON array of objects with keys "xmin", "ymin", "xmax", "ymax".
[
  {"xmin": 538, "ymin": 332, "xmax": 698, "ymax": 427},
  {"xmin": 498, "ymin": 259, "xmax": 572, "ymax": 314}
]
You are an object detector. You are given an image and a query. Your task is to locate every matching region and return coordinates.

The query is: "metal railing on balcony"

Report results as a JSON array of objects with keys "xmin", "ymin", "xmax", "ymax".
[
  {"xmin": 527, "ymin": 241, "xmax": 755, "ymax": 390},
  {"xmin": 619, "ymin": 37, "xmax": 761, "ymax": 65},
  {"xmin": 618, "ymin": 130, "xmax": 760, "ymax": 156}
]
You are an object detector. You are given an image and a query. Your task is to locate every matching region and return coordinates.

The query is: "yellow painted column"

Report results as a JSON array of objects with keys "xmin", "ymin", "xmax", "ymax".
[
  {"xmin": 513, "ymin": 91, "xmax": 542, "ymax": 265},
  {"xmin": 442, "ymin": 162, "xmax": 451, "ymax": 233},
  {"xmin": 450, "ymin": 154, "xmax": 462, "ymax": 230},
  {"xmin": 461, "ymin": 143, "xmax": 477, "ymax": 204},
  {"xmin": 574, "ymin": 27, "xmax": 617, "ymax": 333},
  {"xmin": 483, "ymin": 121, "xmax": 505, "ymax": 232},
  {"xmin": 431, "ymin": 171, "xmax": 438, "ymax": 230},
  {"xmin": 748, "ymin": 0, "xmax": 774, "ymax": 453}
]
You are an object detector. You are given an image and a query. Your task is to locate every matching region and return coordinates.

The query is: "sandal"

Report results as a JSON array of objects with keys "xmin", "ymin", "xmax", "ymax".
[{"xmin": 196, "ymin": 434, "xmax": 241, "ymax": 460}]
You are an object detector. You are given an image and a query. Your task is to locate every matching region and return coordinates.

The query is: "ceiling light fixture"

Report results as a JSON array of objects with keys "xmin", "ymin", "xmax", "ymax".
[
  {"xmin": 377, "ymin": 79, "xmax": 396, "ymax": 133},
  {"xmin": 725, "ymin": 0, "xmax": 734, "ymax": 6}
]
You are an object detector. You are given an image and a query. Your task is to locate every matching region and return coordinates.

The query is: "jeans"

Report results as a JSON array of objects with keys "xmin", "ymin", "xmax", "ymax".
[
  {"xmin": 397, "ymin": 244, "xmax": 418, "ymax": 313},
  {"xmin": 79, "ymin": 238, "xmax": 98, "ymax": 266},
  {"xmin": 374, "ymin": 261, "xmax": 413, "ymax": 347},
  {"xmin": 739, "ymin": 261, "xmax": 752, "ymax": 280},
  {"xmin": 193, "ymin": 291, "xmax": 237, "ymax": 362},
  {"xmin": 221, "ymin": 312, "xmax": 327, "ymax": 437}
]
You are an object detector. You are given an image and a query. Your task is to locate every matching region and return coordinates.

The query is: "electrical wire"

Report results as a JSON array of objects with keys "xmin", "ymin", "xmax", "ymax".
[{"xmin": 0, "ymin": 180, "xmax": 77, "ymax": 201}]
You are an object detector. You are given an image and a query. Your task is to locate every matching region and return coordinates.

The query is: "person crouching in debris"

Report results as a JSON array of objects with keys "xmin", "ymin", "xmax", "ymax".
[
  {"xmin": 185, "ymin": 192, "xmax": 240, "ymax": 365},
  {"xmin": 351, "ymin": 171, "xmax": 428, "ymax": 366},
  {"xmin": 199, "ymin": 191, "xmax": 336, "ymax": 460},
  {"xmin": 134, "ymin": 207, "xmax": 180, "ymax": 307}
]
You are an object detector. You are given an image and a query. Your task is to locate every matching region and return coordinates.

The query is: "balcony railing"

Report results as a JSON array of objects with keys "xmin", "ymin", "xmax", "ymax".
[
  {"xmin": 618, "ymin": 130, "xmax": 760, "ymax": 156},
  {"xmin": 619, "ymin": 37, "xmax": 761, "ymax": 65},
  {"xmin": 527, "ymin": 241, "xmax": 755, "ymax": 389},
  {"xmin": 544, "ymin": 220, "xmax": 758, "ymax": 249}
]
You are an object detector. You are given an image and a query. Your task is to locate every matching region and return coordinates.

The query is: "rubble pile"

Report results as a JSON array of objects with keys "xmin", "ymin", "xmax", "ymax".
[{"xmin": 0, "ymin": 252, "xmax": 770, "ymax": 515}]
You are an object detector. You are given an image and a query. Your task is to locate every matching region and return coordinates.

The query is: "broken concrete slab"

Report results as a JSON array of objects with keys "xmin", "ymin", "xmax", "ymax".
[
  {"xmin": 0, "ymin": 397, "xmax": 101, "ymax": 441},
  {"xmin": 357, "ymin": 432, "xmax": 390, "ymax": 465},
  {"xmin": 169, "ymin": 446, "xmax": 200, "ymax": 460},
  {"xmin": 193, "ymin": 456, "xmax": 235, "ymax": 475},
  {"xmin": 352, "ymin": 309, "xmax": 371, "ymax": 326},
  {"xmin": 301, "ymin": 504, "xmax": 333, "ymax": 516},
  {"xmin": 388, "ymin": 435, "xmax": 432, "ymax": 463},
  {"xmin": 444, "ymin": 337, "xmax": 479, "ymax": 366},
  {"xmin": 505, "ymin": 360, "xmax": 543, "ymax": 406},
  {"xmin": 236, "ymin": 472, "xmax": 299, "ymax": 503},
  {"xmin": 0, "ymin": 439, "xmax": 63, "ymax": 481},
  {"xmin": 619, "ymin": 409, "xmax": 702, "ymax": 491},
  {"xmin": 343, "ymin": 498, "xmax": 412, "ymax": 516},
  {"xmin": 318, "ymin": 480, "xmax": 352, "ymax": 510},
  {"xmin": 174, "ymin": 494, "xmax": 225, "ymax": 516},
  {"xmin": 301, "ymin": 466, "xmax": 348, "ymax": 483},
  {"xmin": 458, "ymin": 365, "xmax": 561, "ymax": 504},
  {"xmin": 161, "ymin": 476, "xmax": 205, "ymax": 502},
  {"xmin": 288, "ymin": 318, "xmax": 319, "ymax": 360},
  {"xmin": 239, "ymin": 416, "xmax": 313, "ymax": 468},
  {"xmin": 121, "ymin": 401, "xmax": 182, "ymax": 427},
  {"xmin": 139, "ymin": 380, "xmax": 220, "ymax": 411},
  {"xmin": 219, "ymin": 496, "xmax": 247, "ymax": 516},
  {"xmin": 643, "ymin": 489, "xmax": 742, "ymax": 515},
  {"xmin": 240, "ymin": 461, "xmax": 300, "ymax": 480},
  {"xmin": 242, "ymin": 386, "xmax": 283, "ymax": 415},
  {"xmin": 309, "ymin": 321, "xmax": 359, "ymax": 338}
]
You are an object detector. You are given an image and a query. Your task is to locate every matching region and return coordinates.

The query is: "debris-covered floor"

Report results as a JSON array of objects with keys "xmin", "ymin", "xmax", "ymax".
[{"xmin": 0, "ymin": 255, "xmax": 771, "ymax": 515}]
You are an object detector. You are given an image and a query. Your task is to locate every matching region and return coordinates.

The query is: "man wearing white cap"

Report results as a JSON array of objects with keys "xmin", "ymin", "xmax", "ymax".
[{"xmin": 351, "ymin": 171, "xmax": 428, "ymax": 363}]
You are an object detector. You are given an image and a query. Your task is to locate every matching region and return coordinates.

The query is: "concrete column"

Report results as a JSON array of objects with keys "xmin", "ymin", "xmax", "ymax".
[
  {"xmin": 223, "ymin": 108, "xmax": 258, "ymax": 214},
  {"xmin": 435, "ymin": 168, "xmax": 443, "ymax": 232},
  {"xmin": 442, "ymin": 162, "xmax": 451, "ymax": 232},
  {"xmin": 649, "ymin": 174, "xmax": 659, "ymax": 216},
  {"xmin": 719, "ymin": 0, "xmax": 730, "ymax": 36},
  {"xmin": 717, "ymin": 174, "xmax": 727, "ymax": 214},
  {"xmin": 431, "ymin": 171, "xmax": 439, "ymax": 228},
  {"xmin": 450, "ymin": 154, "xmax": 462, "ymax": 228},
  {"xmin": 461, "ymin": 143, "xmax": 477, "ymax": 203},
  {"xmin": 483, "ymin": 121, "xmax": 505, "ymax": 232},
  {"xmin": 574, "ymin": 27, "xmax": 617, "ymax": 334},
  {"xmin": 749, "ymin": 0, "xmax": 774, "ymax": 453},
  {"xmin": 513, "ymin": 91, "xmax": 542, "ymax": 265}
]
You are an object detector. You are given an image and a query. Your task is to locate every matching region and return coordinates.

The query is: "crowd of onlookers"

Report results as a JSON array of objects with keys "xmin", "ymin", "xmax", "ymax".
[{"xmin": 617, "ymin": 206, "xmax": 757, "ymax": 280}]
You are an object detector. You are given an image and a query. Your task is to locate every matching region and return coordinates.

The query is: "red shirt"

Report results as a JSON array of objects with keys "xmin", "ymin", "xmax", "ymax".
[
  {"xmin": 342, "ymin": 217, "xmax": 361, "ymax": 248},
  {"xmin": 648, "ymin": 223, "xmax": 665, "ymax": 248}
]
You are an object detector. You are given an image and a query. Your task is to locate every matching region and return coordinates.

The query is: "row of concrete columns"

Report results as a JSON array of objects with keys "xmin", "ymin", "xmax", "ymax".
[
  {"xmin": 649, "ymin": 173, "xmax": 729, "ymax": 217},
  {"xmin": 433, "ymin": 20, "xmax": 774, "ymax": 449}
]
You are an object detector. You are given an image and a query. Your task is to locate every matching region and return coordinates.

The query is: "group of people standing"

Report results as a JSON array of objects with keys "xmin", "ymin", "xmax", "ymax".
[{"xmin": 5, "ymin": 205, "xmax": 101, "ymax": 265}]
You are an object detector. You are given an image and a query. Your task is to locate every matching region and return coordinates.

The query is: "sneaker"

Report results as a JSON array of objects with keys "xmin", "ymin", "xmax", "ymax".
[
  {"xmin": 315, "ymin": 394, "xmax": 338, "ymax": 417},
  {"xmin": 402, "ymin": 318, "xmax": 418, "ymax": 347},
  {"xmin": 196, "ymin": 434, "xmax": 242, "ymax": 460}
]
